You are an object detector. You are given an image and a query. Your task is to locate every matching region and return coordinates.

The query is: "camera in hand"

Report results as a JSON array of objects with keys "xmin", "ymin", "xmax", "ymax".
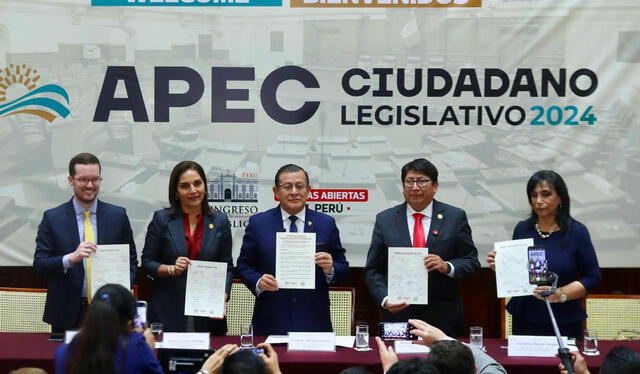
[
  {"xmin": 379, "ymin": 322, "xmax": 417, "ymax": 340},
  {"xmin": 250, "ymin": 347, "xmax": 265, "ymax": 355}
]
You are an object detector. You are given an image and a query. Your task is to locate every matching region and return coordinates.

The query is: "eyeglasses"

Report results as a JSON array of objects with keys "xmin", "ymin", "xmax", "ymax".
[
  {"xmin": 73, "ymin": 177, "xmax": 102, "ymax": 185},
  {"xmin": 279, "ymin": 183, "xmax": 307, "ymax": 192},
  {"xmin": 404, "ymin": 179, "xmax": 431, "ymax": 188}
]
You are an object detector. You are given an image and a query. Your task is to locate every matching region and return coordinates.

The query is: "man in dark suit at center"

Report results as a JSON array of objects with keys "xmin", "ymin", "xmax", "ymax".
[
  {"xmin": 364, "ymin": 158, "xmax": 480, "ymax": 337},
  {"xmin": 33, "ymin": 153, "xmax": 137, "ymax": 332},
  {"xmin": 236, "ymin": 164, "xmax": 349, "ymax": 335}
]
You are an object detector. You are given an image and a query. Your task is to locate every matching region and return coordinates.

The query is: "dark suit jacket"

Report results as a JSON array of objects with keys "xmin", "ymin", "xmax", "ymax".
[
  {"xmin": 141, "ymin": 208, "xmax": 233, "ymax": 334},
  {"xmin": 236, "ymin": 206, "xmax": 349, "ymax": 335},
  {"xmin": 33, "ymin": 198, "xmax": 137, "ymax": 330},
  {"xmin": 364, "ymin": 200, "xmax": 480, "ymax": 337}
]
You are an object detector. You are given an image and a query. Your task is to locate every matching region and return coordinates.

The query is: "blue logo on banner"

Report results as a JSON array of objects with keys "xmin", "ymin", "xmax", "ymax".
[
  {"xmin": 92, "ymin": 0, "xmax": 281, "ymax": 6},
  {"xmin": 0, "ymin": 64, "xmax": 70, "ymax": 123}
]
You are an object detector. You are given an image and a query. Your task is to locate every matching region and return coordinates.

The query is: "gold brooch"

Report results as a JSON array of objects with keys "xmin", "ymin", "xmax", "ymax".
[
  {"xmin": 209, "ymin": 223, "xmax": 214, "ymax": 229},
  {"xmin": 437, "ymin": 214, "xmax": 443, "ymax": 219}
]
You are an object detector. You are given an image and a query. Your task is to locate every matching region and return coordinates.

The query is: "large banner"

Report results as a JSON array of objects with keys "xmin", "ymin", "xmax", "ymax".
[{"xmin": 0, "ymin": 0, "xmax": 638, "ymax": 267}]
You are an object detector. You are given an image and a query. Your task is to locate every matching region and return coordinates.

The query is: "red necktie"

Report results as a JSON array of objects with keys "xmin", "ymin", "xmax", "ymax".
[{"xmin": 412, "ymin": 213, "xmax": 426, "ymax": 247}]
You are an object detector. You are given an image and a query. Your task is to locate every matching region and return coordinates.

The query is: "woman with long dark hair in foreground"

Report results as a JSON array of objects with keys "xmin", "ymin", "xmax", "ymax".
[
  {"xmin": 54, "ymin": 283, "xmax": 234, "ymax": 374},
  {"xmin": 54, "ymin": 283, "xmax": 163, "ymax": 374}
]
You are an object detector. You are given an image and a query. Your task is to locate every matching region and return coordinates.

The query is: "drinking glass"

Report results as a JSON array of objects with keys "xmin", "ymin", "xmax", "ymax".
[
  {"xmin": 470, "ymin": 326, "xmax": 483, "ymax": 349},
  {"xmin": 240, "ymin": 323, "xmax": 254, "ymax": 347},
  {"xmin": 355, "ymin": 325, "xmax": 369, "ymax": 350},
  {"xmin": 583, "ymin": 329, "xmax": 600, "ymax": 356},
  {"xmin": 150, "ymin": 322, "xmax": 163, "ymax": 339}
]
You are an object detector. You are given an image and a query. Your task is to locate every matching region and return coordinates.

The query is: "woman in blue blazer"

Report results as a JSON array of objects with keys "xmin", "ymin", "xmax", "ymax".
[
  {"xmin": 141, "ymin": 161, "xmax": 233, "ymax": 334},
  {"xmin": 487, "ymin": 170, "xmax": 601, "ymax": 338}
]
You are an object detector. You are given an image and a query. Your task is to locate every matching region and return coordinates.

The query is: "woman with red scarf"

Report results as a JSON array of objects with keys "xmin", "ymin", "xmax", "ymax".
[{"xmin": 142, "ymin": 161, "xmax": 233, "ymax": 334}]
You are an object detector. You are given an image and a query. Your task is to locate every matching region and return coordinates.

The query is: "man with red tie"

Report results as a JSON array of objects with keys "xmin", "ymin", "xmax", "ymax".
[{"xmin": 364, "ymin": 158, "xmax": 480, "ymax": 337}]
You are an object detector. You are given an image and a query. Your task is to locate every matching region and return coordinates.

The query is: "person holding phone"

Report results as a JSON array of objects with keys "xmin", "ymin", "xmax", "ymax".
[
  {"xmin": 141, "ymin": 161, "xmax": 233, "ymax": 334},
  {"xmin": 55, "ymin": 283, "xmax": 227, "ymax": 374},
  {"xmin": 486, "ymin": 170, "xmax": 601, "ymax": 338}
]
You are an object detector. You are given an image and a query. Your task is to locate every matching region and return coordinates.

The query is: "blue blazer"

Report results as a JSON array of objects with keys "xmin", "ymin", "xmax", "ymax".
[
  {"xmin": 236, "ymin": 206, "xmax": 349, "ymax": 335},
  {"xmin": 507, "ymin": 219, "xmax": 601, "ymax": 332},
  {"xmin": 141, "ymin": 208, "xmax": 233, "ymax": 334},
  {"xmin": 33, "ymin": 198, "xmax": 137, "ymax": 330},
  {"xmin": 364, "ymin": 200, "xmax": 480, "ymax": 338}
]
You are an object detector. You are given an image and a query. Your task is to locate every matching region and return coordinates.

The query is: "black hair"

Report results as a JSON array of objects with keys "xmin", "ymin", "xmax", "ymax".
[
  {"xmin": 427, "ymin": 340, "xmax": 475, "ymax": 374},
  {"xmin": 168, "ymin": 160, "xmax": 213, "ymax": 217},
  {"xmin": 339, "ymin": 366, "xmax": 373, "ymax": 374},
  {"xmin": 66, "ymin": 284, "xmax": 137, "ymax": 374},
  {"xmin": 524, "ymin": 170, "xmax": 573, "ymax": 240},
  {"xmin": 387, "ymin": 357, "xmax": 440, "ymax": 374},
  {"xmin": 221, "ymin": 350, "xmax": 266, "ymax": 374},
  {"xmin": 274, "ymin": 164, "xmax": 309, "ymax": 187},
  {"xmin": 69, "ymin": 153, "xmax": 101, "ymax": 176},
  {"xmin": 401, "ymin": 158, "xmax": 438, "ymax": 184},
  {"xmin": 601, "ymin": 346, "xmax": 640, "ymax": 374}
]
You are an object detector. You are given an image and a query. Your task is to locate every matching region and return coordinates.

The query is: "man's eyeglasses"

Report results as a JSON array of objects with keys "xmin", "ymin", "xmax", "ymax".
[
  {"xmin": 73, "ymin": 177, "xmax": 103, "ymax": 185},
  {"xmin": 404, "ymin": 179, "xmax": 431, "ymax": 188},
  {"xmin": 279, "ymin": 183, "xmax": 307, "ymax": 192}
]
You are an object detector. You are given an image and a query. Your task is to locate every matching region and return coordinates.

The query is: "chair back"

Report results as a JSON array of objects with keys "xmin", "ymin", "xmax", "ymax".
[
  {"xmin": 329, "ymin": 287, "xmax": 355, "ymax": 336},
  {"xmin": 0, "ymin": 287, "xmax": 51, "ymax": 333},
  {"xmin": 501, "ymin": 297, "xmax": 512, "ymax": 338},
  {"xmin": 586, "ymin": 294, "xmax": 640, "ymax": 340},
  {"xmin": 226, "ymin": 281, "xmax": 255, "ymax": 336}
]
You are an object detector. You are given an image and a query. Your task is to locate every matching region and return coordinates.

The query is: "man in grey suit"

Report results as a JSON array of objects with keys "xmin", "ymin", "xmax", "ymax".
[{"xmin": 364, "ymin": 158, "xmax": 480, "ymax": 337}]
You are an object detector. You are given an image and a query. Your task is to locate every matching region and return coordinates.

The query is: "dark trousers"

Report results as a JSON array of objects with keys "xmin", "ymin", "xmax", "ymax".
[{"xmin": 51, "ymin": 298, "xmax": 89, "ymax": 333}]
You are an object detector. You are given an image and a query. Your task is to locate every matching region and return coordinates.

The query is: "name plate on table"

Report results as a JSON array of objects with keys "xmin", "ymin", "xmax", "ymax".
[
  {"xmin": 157, "ymin": 333, "xmax": 210, "ymax": 350},
  {"xmin": 265, "ymin": 335, "xmax": 289, "ymax": 344},
  {"xmin": 288, "ymin": 332, "xmax": 336, "ymax": 352},
  {"xmin": 508, "ymin": 335, "xmax": 576, "ymax": 357},
  {"xmin": 394, "ymin": 340, "xmax": 430, "ymax": 354}
]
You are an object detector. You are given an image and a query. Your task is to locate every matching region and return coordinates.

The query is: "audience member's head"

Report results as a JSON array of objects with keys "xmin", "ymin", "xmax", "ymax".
[
  {"xmin": 600, "ymin": 346, "xmax": 640, "ymax": 374},
  {"xmin": 66, "ymin": 284, "xmax": 137, "ymax": 374},
  {"xmin": 427, "ymin": 340, "xmax": 475, "ymax": 374},
  {"xmin": 339, "ymin": 366, "xmax": 373, "ymax": 374},
  {"xmin": 221, "ymin": 350, "xmax": 266, "ymax": 374},
  {"xmin": 387, "ymin": 357, "xmax": 440, "ymax": 374}
]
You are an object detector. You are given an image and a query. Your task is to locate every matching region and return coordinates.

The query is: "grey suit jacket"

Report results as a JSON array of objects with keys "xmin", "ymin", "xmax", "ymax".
[
  {"xmin": 364, "ymin": 200, "xmax": 480, "ymax": 337},
  {"xmin": 466, "ymin": 344, "xmax": 508, "ymax": 374}
]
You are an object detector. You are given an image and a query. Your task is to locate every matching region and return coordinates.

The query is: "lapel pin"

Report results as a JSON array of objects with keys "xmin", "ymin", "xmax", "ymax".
[
  {"xmin": 433, "ymin": 230, "xmax": 439, "ymax": 236},
  {"xmin": 437, "ymin": 214, "xmax": 443, "ymax": 219},
  {"xmin": 209, "ymin": 223, "xmax": 214, "ymax": 229},
  {"xmin": 307, "ymin": 221, "xmax": 312, "ymax": 226}
]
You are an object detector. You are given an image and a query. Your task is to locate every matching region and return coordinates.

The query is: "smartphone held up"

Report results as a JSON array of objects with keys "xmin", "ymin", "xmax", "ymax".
[
  {"xmin": 379, "ymin": 322, "xmax": 417, "ymax": 340},
  {"xmin": 527, "ymin": 246, "xmax": 549, "ymax": 286}
]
